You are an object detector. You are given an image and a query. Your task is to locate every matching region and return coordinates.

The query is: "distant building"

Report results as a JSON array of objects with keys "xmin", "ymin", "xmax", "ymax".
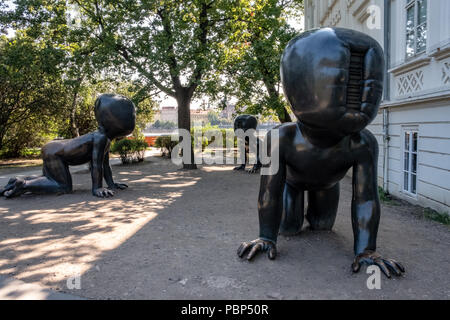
[
  {"xmin": 190, "ymin": 109, "xmax": 209, "ymax": 123},
  {"xmin": 152, "ymin": 106, "xmax": 209, "ymax": 124},
  {"xmin": 305, "ymin": 0, "xmax": 450, "ymax": 214},
  {"xmin": 153, "ymin": 106, "xmax": 178, "ymax": 123}
]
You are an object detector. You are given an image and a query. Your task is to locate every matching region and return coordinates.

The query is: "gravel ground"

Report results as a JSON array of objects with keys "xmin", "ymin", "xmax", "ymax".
[{"xmin": 0, "ymin": 155, "xmax": 448, "ymax": 299}]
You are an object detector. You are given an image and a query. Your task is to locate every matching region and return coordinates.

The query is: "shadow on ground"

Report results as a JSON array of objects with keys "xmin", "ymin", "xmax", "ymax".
[{"xmin": 0, "ymin": 156, "xmax": 449, "ymax": 299}]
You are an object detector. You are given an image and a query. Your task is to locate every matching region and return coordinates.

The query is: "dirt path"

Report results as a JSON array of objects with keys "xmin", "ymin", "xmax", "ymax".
[{"xmin": 0, "ymin": 156, "xmax": 448, "ymax": 299}]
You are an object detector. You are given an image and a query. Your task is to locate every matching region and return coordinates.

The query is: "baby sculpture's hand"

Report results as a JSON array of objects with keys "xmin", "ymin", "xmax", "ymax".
[
  {"xmin": 237, "ymin": 238, "xmax": 277, "ymax": 260},
  {"xmin": 247, "ymin": 165, "xmax": 261, "ymax": 174},
  {"xmin": 352, "ymin": 250, "xmax": 405, "ymax": 278},
  {"xmin": 93, "ymin": 187, "xmax": 114, "ymax": 198}
]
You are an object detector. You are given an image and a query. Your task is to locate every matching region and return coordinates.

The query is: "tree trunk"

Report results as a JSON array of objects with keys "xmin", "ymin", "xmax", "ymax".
[
  {"xmin": 266, "ymin": 83, "xmax": 292, "ymax": 123},
  {"xmin": 69, "ymin": 77, "xmax": 83, "ymax": 138},
  {"xmin": 279, "ymin": 104, "xmax": 292, "ymax": 123},
  {"xmin": 69, "ymin": 98, "xmax": 80, "ymax": 138},
  {"xmin": 176, "ymin": 89, "xmax": 197, "ymax": 169}
]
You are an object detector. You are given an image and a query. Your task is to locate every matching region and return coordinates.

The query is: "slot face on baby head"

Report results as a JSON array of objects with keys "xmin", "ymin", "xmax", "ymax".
[
  {"xmin": 347, "ymin": 50, "xmax": 364, "ymax": 110},
  {"xmin": 280, "ymin": 27, "xmax": 384, "ymax": 134}
]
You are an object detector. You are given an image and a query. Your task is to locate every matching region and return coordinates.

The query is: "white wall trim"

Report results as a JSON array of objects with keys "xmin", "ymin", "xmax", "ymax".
[
  {"xmin": 429, "ymin": 45, "xmax": 450, "ymax": 61},
  {"xmin": 389, "ymin": 56, "xmax": 432, "ymax": 75},
  {"xmin": 381, "ymin": 92, "xmax": 450, "ymax": 108}
]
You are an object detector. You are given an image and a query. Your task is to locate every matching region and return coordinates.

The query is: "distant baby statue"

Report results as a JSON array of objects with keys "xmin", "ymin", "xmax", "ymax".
[
  {"xmin": 233, "ymin": 115, "xmax": 262, "ymax": 173},
  {"xmin": 237, "ymin": 28, "xmax": 405, "ymax": 278},
  {"xmin": 0, "ymin": 94, "xmax": 136, "ymax": 198}
]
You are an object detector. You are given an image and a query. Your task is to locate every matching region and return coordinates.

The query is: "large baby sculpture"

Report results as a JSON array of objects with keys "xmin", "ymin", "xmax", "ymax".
[
  {"xmin": 0, "ymin": 94, "xmax": 135, "ymax": 198},
  {"xmin": 237, "ymin": 28, "xmax": 405, "ymax": 278},
  {"xmin": 233, "ymin": 115, "xmax": 262, "ymax": 174}
]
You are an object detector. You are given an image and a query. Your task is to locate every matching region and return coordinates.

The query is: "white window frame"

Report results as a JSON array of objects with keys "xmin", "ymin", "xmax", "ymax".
[
  {"xmin": 402, "ymin": 127, "xmax": 419, "ymax": 197},
  {"xmin": 405, "ymin": 0, "xmax": 427, "ymax": 59}
]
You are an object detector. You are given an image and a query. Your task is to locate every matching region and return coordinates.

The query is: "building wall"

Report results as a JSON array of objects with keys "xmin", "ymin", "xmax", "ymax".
[
  {"xmin": 153, "ymin": 107, "xmax": 209, "ymax": 124},
  {"xmin": 154, "ymin": 106, "xmax": 178, "ymax": 123},
  {"xmin": 305, "ymin": 0, "xmax": 385, "ymax": 46},
  {"xmin": 304, "ymin": 0, "xmax": 450, "ymax": 214}
]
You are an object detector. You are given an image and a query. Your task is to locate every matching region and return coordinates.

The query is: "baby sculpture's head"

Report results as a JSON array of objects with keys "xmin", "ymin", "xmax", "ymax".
[
  {"xmin": 94, "ymin": 94, "xmax": 136, "ymax": 139},
  {"xmin": 281, "ymin": 27, "xmax": 384, "ymax": 134},
  {"xmin": 234, "ymin": 115, "xmax": 258, "ymax": 132}
]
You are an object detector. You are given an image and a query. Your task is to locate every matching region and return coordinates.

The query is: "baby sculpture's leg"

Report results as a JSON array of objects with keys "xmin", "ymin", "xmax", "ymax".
[
  {"xmin": 306, "ymin": 183, "xmax": 339, "ymax": 230},
  {"xmin": 4, "ymin": 155, "xmax": 72, "ymax": 197},
  {"xmin": 280, "ymin": 183, "xmax": 305, "ymax": 236}
]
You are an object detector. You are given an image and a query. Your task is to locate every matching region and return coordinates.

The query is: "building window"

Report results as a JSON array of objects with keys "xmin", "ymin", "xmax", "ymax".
[
  {"xmin": 405, "ymin": 0, "xmax": 427, "ymax": 59},
  {"xmin": 403, "ymin": 129, "xmax": 418, "ymax": 195}
]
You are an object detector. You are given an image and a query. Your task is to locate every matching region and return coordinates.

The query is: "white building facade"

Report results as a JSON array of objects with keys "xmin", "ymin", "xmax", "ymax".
[{"xmin": 304, "ymin": 0, "xmax": 450, "ymax": 214}]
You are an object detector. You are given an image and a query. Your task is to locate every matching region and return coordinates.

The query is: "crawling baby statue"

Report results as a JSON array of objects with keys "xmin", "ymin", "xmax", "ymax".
[
  {"xmin": 237, "ymin": 28, "xmax": 405, "ymax": 278},
  {"xmin": 0, "ymin": 94, "xmax": 135, "ymax": 198}
]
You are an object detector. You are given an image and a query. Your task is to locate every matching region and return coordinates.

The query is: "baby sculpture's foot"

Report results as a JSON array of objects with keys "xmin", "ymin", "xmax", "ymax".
[
  {"xmin": 0, "ymin": 178, "xmax": 18, "ymax": 196},
  {"xmin": 352, "ymin": 250, "xmax": 405, "ymax": 278},
  {"xmin": 4, "ymin": 178, "xmax": 26, "ymax": 198}
]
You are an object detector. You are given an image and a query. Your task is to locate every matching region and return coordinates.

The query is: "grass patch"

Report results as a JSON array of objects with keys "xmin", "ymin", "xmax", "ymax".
[
  {"xmin": 423, "ymin": 208, "xmax": 450, "ymax": 225},
  {"xmin": 377, "ymin": 186, "xmax": 398, "ymax": 205}
]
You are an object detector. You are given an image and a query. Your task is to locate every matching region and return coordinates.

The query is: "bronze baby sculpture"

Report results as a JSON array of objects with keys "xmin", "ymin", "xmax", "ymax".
[
  {"xmin": 0, "ymin": 94, "xmax": 135, "ymax": 198},
  {"xmin": 233, "ymin": 115, "xmax": 262, "ymax": 174},
  {"xmin": 237, "ymin": 28, "xmax": 405, "ymax": 278}
]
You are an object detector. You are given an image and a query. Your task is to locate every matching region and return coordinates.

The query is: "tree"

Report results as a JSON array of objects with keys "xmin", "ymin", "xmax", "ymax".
[
  {"xmin": 55, "ymin": 0, "xmax": 241, "ymax": 169},
  {"xmin": 224, "ymin": 0, "xmax": 303, "ymax": 122}
]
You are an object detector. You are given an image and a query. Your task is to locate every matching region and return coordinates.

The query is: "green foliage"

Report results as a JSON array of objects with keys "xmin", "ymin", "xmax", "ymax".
[
  {"xmin": 110, "ymin": 138, "xmax": 147, "ymax": 164},
  {"xmin": 154, "ymin": 136, "xmax": 178, "ymax": 158},
  {"xmin": 222, "ymin": 0, "xmax": 303, "ymax": 122},
  {"xmin": 19, "ymin": 147, "xmax": 41, "ymax": 159},
  {"xmin": 378, "ymin": 186, "xmax": 393, "ymax": 203}
]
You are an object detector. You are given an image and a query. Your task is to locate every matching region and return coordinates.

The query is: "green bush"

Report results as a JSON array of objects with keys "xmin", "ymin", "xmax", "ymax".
[
  {"xmin": 20, "ymin": 148, "xmax": 42, "ymax": 159},
  {"xmin": 111, "ymin": 138, "xmax": 148, "ymax": 164},
  {"xmin": 154, "ymin": 136, "xmax": 178, "ymax": 158},
  {"xmin": 190, "ymin": 126, "xmax": 237, "ymax": 151}
]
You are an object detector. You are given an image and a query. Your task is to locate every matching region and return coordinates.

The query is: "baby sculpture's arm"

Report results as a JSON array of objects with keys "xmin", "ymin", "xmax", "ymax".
[
  {"xmin": 237, "ymin": 130, "xmax": 285, "ymax": 260},
  {"xmin": 91, "ymin": 132, "xmax": 114, "ymax": 197},
  {"xmin": 103, "ymin": 151, "xmax": 128, "ymax": 190},
  {"xmin": 351, "ymin": 130, "xmax": 404, "ymax": 277},
  {"xmin": 351, "ymin": 130, "xmax": 380, "ymax": 255}
]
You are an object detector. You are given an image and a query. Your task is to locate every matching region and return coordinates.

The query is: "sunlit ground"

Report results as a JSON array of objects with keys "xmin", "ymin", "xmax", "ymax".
[{"xmin": 0, "ymin": 159, "xmax": 203, "ymax": 289}]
